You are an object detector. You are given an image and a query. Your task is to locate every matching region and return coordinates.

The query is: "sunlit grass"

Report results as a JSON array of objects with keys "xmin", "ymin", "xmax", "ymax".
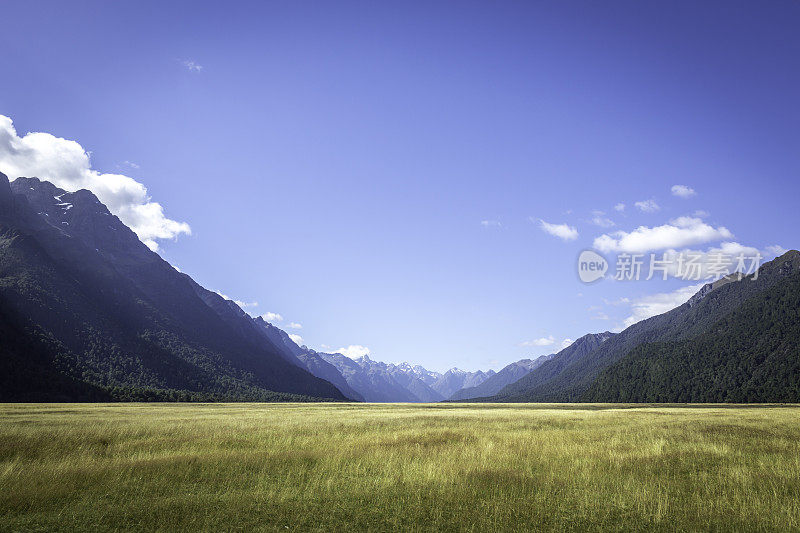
[{"xmin": 1, "ymin": 403, "xmax": 799, "ymax": 531}]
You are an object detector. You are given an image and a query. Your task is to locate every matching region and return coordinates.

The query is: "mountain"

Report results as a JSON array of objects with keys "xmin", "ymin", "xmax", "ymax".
[
  {"xmin": 319, "ymin": 353, "xmax": 422, "ymax": 402},
  {"xmin": 430, "ymin": 368, "xmax": 495, "ymax": 399},
  {"xmin": 410, "ymin": 364, "xmax": 441, "ymax": 386},
  {"xmin": 381, "ymin": 361, "xmax": 445, "ymax": 402},
  {"xmin": 584, "ymin": 256, "xmax": 800, "ymax": 402},
  {"xmin": 481, "ymin": 251, "xmax": 800, "ymax": 402},
  {"xmin": 0, "ymin": 173, "xmax": 348, "ymax": 402},
  {"xmin": 314, "ymin": 353, "xmax": 493, "ymax": 402},
  {"xmin": 448, "ymin": 355, "xmax": 554, "ymax": 400}
]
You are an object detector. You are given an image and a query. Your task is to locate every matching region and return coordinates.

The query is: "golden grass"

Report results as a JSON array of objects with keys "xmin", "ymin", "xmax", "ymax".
[{"xmin": 1, "ymin": 403, "xmax": 799, "ymax": 531}]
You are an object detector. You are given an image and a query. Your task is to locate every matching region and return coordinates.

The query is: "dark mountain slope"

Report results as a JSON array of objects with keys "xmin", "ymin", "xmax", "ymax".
[
  {"xmin": 584, "ymin": 269, "xmax": 800, "ymax": 402},
  {"xmin": 0, "ymin": 299, "xmax": 112, "ymax": 402},
  {"xmin": 0, "ymin": 173, "xmax": 347, "ymax": 401},
  {"xmin": 483, "ymin": 253, "xmax": 800, "ymax": 402}
]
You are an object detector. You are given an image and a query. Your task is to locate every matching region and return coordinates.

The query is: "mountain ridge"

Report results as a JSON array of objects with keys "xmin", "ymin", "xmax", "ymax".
[
  {"xmin": 584, "ymin": 256, "xmax": 800, "ymax": 402},
  {"xmin": 475, "ymin": 251, "xmax": 800, "ymax": 403},
  {"xmin": 0, "ymin": 172, "xmax": 348, "ymax": 402}
]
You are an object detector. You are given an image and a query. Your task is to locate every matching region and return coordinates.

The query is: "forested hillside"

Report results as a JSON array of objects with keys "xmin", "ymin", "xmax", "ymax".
[
  {"xmin": 584, "ymin": 271, "xmax": 800, "ymax": 402},
  {"xmin": 478, "ymin": 251, "xmax": 800, "ymax": 402}
]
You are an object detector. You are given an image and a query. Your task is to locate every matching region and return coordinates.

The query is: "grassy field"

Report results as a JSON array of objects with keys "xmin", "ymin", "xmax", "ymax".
[{"xmin": 1, "ymin": 404, "xmax": 799, "ymax": 532}]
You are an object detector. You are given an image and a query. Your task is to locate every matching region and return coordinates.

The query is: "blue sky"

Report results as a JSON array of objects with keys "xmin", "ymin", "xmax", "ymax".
[{"xmin": 1, "ymin": 1, "xmax": 798, "ymax": 371}]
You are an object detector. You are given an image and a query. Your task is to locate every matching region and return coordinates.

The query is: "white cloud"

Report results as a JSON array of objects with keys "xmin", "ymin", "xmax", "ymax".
[
  {"xmin": 622, "ymin": 282, "xmax": 705, "ymax": 328},
  {"xmin": 261, "ymin": 312, "xmax": 283, "ymax": 322},
  {"xmin": 520, "ymin": 336, "xmax": 555, "ymax": 347},
  {"xmin": 634, "ymin": 199, "xmax": 660, "ymax": 213},
  {"xmin": 593, "ymin": 217, "xmax": 733, "ymax": 253},
  {"xmin": 713, "ymin": 242, "xmax": 761, "ymax": 257},
  {"xmin": 334, "ymin": 345, "xmax": 371, "ymax": 359},
  {"xmin": 603, "ymin": 297, "xmax": 630, "ymax": 306},
  {"xmin": 121, "ymin": 160, "xmax": 140, "ymax": 169},
  {"xmin": 693, "ymin": 210, "xmax": 710, "ymax": 218},
  {"xmin": 614, "ymin": 203, "xmax": 625, "ymax": 212},
  {"xmin": 288, "ymin": 334, "xmax": 304, "ymax": 345},
  {"xmin": 561, "ymin": 338, "xmax": 574, "ymax": 349},
  {"xmin": 765, "ymin": 245, "xmax": 787, "ymax": 257},
  {"xmin": 592, "ymin": 312, "xmax": 610, "ymax": 320},
  {"xmin": 287, "ymin": 322, "xmax": 303, "ymax": 329},
  {"xmin": 480, "ymin": 220, "xmax": 502, "ymax": 227},
  {"xmin": 182, "ymin": 60, "xmax": 203, "ymax": 72},
  {"xmin": 674, "ymin": 242, "xmax": 761, "ymax": 279},
  {"xmin": 591, "ymin": 216, "xmax": 615, "ymax": 228},
  {"xmin": 671, "ymin": 185, "xmax": 697, "ymax": 198},
  {"xmin": 0, "ymin": 115, "xmax": 190, "ymax": 251},
  {"xmin": 538, "ymin": 219, "xmax": 578, "ymax": 241},
  {"xmin": 591, "ymin": 211, "xmax": 615, "ymax": 228}
]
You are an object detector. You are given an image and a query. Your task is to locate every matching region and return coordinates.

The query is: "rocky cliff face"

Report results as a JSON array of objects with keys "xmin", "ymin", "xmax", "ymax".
[{"xmin": 10, "ymin": 177, "xmax": 156, "ymax": 267}]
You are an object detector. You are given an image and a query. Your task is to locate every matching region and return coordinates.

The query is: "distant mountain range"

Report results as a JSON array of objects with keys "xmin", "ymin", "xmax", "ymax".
[
  {"xmin": 2, "ymin": 172, "xmax": 798, "ymax": 403},
  {"xmin": 322, "ymin": 354, "xmax": 442, "ymax": 402},
  {"xmin": 448, "ymin": 355, "xmax": 553, "ymax": 400},
  {"xmin": 261, "ymin": 339, "xmax": 497, "ymax": 403}
]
